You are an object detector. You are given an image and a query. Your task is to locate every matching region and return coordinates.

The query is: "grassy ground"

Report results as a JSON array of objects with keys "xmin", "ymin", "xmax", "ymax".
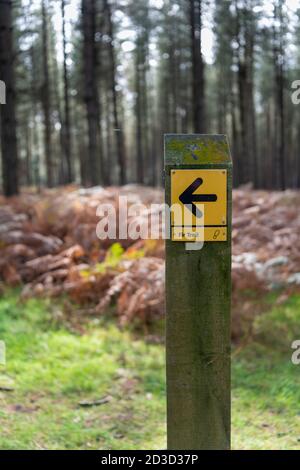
[
  {"xmin": 0, "ymin": 290, "xmax": 299, "ymax": 450},
  {"xmin": 232, "ymin": 295, "xmax": 300, "ymax": 450}
]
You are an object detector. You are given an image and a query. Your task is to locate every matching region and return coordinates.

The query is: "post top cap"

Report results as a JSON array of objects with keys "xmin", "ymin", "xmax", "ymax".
[{"xmin": 164, "ymin": 134, "xmax": 232, "ymax": 166}]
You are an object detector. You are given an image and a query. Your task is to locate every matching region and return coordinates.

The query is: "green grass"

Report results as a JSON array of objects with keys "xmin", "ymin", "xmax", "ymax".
[
  {"xmin": 232, "ymin": 295, "xmax": 300, "ymax": 450},
  {"xmin": 0, "ymin": 291, "xmax": 166, "ymax": 450},
  {"xmin": 0, "ymin": 290, "xmax": 300, "ymax": 449}
]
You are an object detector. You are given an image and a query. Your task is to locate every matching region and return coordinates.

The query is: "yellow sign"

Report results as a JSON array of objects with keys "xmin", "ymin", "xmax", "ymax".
[{"xmin": 171, "ymin": 169, "xmax": 227, "ymax": 242}]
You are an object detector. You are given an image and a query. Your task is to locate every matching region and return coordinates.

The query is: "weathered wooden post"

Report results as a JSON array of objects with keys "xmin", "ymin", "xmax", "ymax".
[{"xmin": 165, "ymin": 134, "xmax": 232, "ymax": 450}]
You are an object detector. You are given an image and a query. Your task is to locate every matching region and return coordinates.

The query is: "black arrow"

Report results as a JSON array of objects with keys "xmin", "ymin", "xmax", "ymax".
[{"xmin": 179, "ymin": 178, "xmax": 217, "ymax": 218}]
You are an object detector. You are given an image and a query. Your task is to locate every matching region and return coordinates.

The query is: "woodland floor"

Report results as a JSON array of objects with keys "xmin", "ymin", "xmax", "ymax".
[{"xmin": 0, "ymin": 290, "xmax": 300, "ymax": 450}]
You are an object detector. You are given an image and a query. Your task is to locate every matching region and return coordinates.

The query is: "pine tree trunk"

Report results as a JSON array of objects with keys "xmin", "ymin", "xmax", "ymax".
[
  {"xmin": 0, "ymin": 0, "xmax": 19, "ymax": 196},
  {"xmin": 190, "ymin": 0, "xmax": 205, "ymax": 133},
  {"xmin": 246, "ymin": 32, "xmax": 257, "ymax": 187},
  {"xmin": 61, "ymin": 0, "xmax": 73, "ymax": 183},
  {"xmin": 41, "ymin": 0, "xmax": 53, "ymax": 187},
  {"xmin": 273, "ymin": 2, "xmax": 286, "ymax": 190},
  {"xmin": 30, "ymin": 46, "xmax": 41, "ymax": 190},
  {"xmin": 236, "ymin": 1, "xmax": 257, "ymax": 186},
  {"xmin": 276, "ymin": 57, "xmax": 285, "ymax": 190},
  {"xmin": 25, "ymin": 125, "xmax": 32, "ymax": 186},
  {"xmin": 230, "ymin": 88, "xmax": 240, "ymax": 187},
  {"xmin": 141, "ymin": 65, "xmax": 149, "ymax": 184},
  {"xmin": 104, "ymin": 0, "xmax": 126, "ymax": 185},
  {"xmin": 82, "ymin": 0, "xmax": 104, "ymax": 186},
  {"xmin": 135, "ymin": 47, "xmax": 144, "ymax": 184}
]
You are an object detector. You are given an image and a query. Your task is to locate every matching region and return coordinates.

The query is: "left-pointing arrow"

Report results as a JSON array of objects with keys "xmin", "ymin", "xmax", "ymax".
[{"xmin": 179, "ymin": 178, "xmax": 217, "ymax": 218}]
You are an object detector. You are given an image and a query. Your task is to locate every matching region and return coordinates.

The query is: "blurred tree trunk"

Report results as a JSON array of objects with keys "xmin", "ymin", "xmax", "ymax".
[
  {"xmin": 273, "ymin": 1, "xmax": 286, "ymax": 190},
  {"xmin": 30, "ymin": 46, "xmax": 41, "ymax": 190},
  {"xmin": 104, "ymin": 0, "xmax": 126, "ymax": 185},
  {"xmin": 82, "ymin": 0, "xmax": 104, "ymax": 186},
  {"xmin": 104, "ymin": 93, "xmax": 112, "ymax": 185},
  {"xmin": 61, "ymin": 0, "xmax": 72, "ymax": 183},
  {"xmin": 169, "ymin": 17, "xmax": 178, "ymax": 133},
  {"xmin": 135, "ymin": 45, "xmax": 144, "ymax": 184},
  {"xmin": 141, "ymin": 62, "xmax": 150, "ymax": 184},
  {"xmin": 49, "ymin": 20, "xmax": 64, "ymax": 185},
  {"xmin": 25, "ymin": 125, "xmax": 32, "ymax": 186},
  {"xmin": 189, "ymin": 0, "xmax": 205, "ymax": 133},
  {"xmin": 236, "ymin": 0, "xmax": 257, "ymax": 186},
  {"xmin": 41, "ymin": 0, "xmax": 53, "ymax": 187},
  {"xmin": 0, "ymin": 0, "xmax": 19, "ymax": 196},
  {"xmin": 230, "ymin": 89, "xmax": 241, "ymax": 187}
]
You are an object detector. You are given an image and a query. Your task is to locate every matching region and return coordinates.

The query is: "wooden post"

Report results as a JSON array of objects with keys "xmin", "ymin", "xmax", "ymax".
[{"xmin": 165, "ymin": 134, "xmax": 232, "ymax": 450}]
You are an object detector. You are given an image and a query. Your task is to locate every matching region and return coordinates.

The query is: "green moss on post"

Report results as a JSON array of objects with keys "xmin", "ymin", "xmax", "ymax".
[{"xmin": 165, "ymin": 134, "xmax": 232, "ymax": 450}]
